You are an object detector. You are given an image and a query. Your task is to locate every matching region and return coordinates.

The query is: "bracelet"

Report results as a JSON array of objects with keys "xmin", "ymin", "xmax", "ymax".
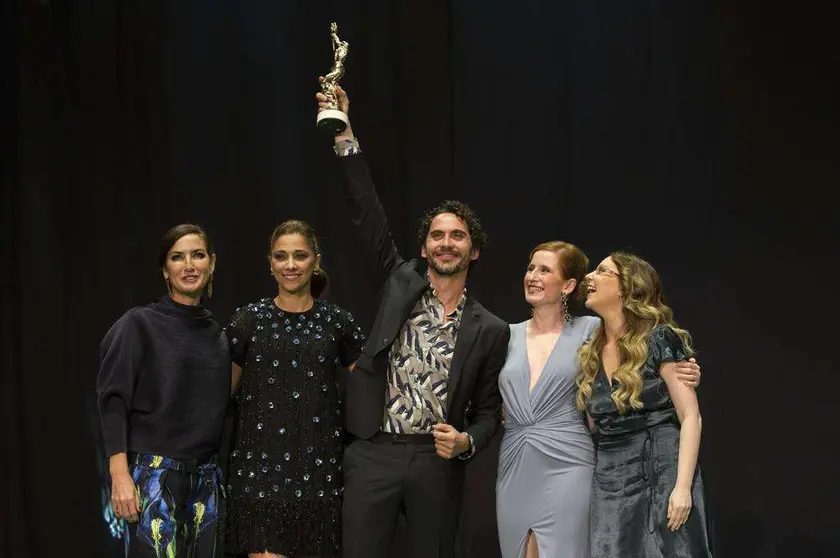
[{"xmin": 334, "ymin": 137, "xmax": 361, "ymax": 157}]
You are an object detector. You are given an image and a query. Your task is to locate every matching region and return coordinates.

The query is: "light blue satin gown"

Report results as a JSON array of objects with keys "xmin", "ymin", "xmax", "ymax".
[{"xmin": 496, "ymin": 317, "xmax": 599, "ymax": 558}]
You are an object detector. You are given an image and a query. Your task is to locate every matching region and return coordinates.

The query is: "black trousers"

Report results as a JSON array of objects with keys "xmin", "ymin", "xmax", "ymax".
[{"xmin": 341, "ymin": 435, "xmax": 463, "ymax": 558}]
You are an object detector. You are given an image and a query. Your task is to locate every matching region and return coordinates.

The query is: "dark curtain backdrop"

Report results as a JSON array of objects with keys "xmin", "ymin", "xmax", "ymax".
[{"xmin": 4, "ymin": 1, "xmax": 838, "ymax": 557}]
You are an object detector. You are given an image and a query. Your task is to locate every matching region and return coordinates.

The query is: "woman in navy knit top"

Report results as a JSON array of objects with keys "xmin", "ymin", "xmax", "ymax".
[{"xmin": 97, "ymin": 224, "xmax": 230, "ymax": 558}]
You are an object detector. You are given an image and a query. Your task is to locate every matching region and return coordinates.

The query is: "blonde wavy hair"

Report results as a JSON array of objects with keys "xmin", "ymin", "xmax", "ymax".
[{"xmin": 576, "ymin": 251, "xmax": 694, "ymax": 414}]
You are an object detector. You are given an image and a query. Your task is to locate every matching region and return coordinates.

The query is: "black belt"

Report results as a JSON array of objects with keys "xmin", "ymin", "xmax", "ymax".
[
  {"xmin": 370, "ymin": 432, "xmax": 436, "ymax": 445},
  {"xmin": 129, "ymin": 452, "xmax": 218, "ymax": 474}
]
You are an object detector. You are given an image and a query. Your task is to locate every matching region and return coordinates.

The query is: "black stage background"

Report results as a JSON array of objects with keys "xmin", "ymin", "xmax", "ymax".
[{"xmin": 4, "ymin": 1, "xmax": 838, "ymax": 556}]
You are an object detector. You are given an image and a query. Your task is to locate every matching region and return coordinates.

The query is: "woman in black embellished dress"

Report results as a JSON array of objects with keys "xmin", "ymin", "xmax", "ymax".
[{"xmin": 225, "ymin": 220, "xmax": 366, "ymax": 558}]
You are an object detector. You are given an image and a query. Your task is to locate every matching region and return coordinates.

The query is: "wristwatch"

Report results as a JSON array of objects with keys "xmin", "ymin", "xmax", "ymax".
[{"xmin": 458, "ymin": 432, "xmax": 475, "ymax": 460}]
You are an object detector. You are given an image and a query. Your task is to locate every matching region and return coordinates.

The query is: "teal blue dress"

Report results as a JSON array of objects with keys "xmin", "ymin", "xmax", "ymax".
[{"xmin": 587, "ymin": 325, "xmax": 714, "ymax": 557}]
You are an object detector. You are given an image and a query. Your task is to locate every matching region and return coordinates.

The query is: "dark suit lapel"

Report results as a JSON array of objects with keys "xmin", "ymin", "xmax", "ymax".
[
  {"xmin": 447, "ymin": 298, "xmax": 481, "ymax": 410},
  {"xmin": 398, "ymin": 272, "xmax": 429, "ymax": 326},
  {"xmin": 373, "ymin": 269, "xmax": 429, "ymax": 356},
  {"xmin": 406, "ymin": 271, "xmax": 428, "ymax": 299}
]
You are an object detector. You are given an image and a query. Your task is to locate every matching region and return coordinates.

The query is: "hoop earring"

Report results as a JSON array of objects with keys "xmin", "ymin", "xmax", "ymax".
[{"xmin": 561, "ymin": 293, "xmax": 570, "ymax": 323}]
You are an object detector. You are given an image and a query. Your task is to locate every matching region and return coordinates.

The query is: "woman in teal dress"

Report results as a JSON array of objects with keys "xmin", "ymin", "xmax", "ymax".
[{"xmin": 577, "ymin": 251, "xmax": 713, "ymax": 557}]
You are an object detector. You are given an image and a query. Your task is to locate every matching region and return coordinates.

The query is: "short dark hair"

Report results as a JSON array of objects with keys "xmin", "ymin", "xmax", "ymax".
[
  {"xmin": 416, "ymin": 200, "xmax": 487, "ymax": 253},
  {"xmin": 158, "ymin": 224, "xmax": 214, "ymax": 269},
  {"xmin": 268, "ymin": 219, "xmax": 329, "ymax": 298}
]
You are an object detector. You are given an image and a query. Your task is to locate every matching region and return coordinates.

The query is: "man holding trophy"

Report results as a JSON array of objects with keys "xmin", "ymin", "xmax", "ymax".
[{"xmin": 316, "ymin": 23, "xmax": 509, "ymax": 558}]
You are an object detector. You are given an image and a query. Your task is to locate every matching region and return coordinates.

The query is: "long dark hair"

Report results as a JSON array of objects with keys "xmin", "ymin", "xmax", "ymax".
[{"xmin": 268, "ymin": 220, "xmax": 329, "ymax": 298}]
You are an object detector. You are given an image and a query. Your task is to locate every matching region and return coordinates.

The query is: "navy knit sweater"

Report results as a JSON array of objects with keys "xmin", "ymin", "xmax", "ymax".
[{"xmin": 97, "ymin": 296, "xmax": 230, "ymax": 461}]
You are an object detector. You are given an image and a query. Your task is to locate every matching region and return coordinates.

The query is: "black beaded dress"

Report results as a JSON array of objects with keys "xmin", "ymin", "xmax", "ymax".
[{"xmin": 224, "ymin": 298, "xmax": 366, "ymax": 557}]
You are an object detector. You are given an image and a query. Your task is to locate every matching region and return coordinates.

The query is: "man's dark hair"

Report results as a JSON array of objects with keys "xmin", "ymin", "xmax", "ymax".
[{"xmin": 416, "ymin": 200, "xmax": 487, "ymax": 253}]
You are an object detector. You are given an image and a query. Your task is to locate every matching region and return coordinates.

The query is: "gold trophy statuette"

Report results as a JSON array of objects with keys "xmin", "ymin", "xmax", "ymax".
[{"xmin": 317, "ymin": 22, "xmax": 350, "ymax": 134}]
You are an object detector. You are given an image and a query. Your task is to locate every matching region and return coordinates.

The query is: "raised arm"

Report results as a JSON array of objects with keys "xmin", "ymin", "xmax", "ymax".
[
  {"xmin": 316, "ymin": 83, "xmax": 403, "ymax": 284},
  {"xmin": 329, "ymin": 22, "xmax": 340, "ymax": 49}
]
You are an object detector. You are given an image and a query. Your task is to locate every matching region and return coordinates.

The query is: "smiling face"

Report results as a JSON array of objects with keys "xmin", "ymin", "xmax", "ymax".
[
  {"xmin": 584, "ymin": 256, "xmax": 623, "ymax": 315},
  {"xmin": 420, "ymin": 212, "xmax": 479, "ymax": 277},
  {"xmin": 270, "ymin": 233, "xmax": 321, "ymax": 296},
  {"xmin": 524, "ymin": 250, "xmax": 576, "ymax": 309},
  {"xmin": 162, "ymin": 233, "xmax": 215, "ymax": 300}
]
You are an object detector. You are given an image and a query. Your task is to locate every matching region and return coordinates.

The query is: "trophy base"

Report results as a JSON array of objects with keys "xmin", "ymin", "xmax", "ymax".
[{"xmin": 317, "ymin": 109, "xmax": 349, "ymax": 134}]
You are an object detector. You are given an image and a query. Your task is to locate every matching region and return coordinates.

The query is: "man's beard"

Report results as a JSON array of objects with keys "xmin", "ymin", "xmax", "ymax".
[{"xmin": 428, "ymin": 250, "xmax": 469, "ymax": 276}]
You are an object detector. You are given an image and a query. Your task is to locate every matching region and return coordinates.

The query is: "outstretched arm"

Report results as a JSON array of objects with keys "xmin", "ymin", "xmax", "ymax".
[
  {"xmin": 316, "ymin": 82, "xmax": 403, "ymax": 284},
  {"xmin": 329, "ymin": 22, "xmax": 339, "ymax": 45}
]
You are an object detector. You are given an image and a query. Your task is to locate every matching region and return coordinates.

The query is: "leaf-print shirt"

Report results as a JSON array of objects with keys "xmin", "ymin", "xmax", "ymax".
[{"xmin": 381, "ymin": 284, "xmax": 466, "ymax": 433}]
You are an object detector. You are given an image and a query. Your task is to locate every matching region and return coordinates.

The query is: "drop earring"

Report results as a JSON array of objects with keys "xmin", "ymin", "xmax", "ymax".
[{"xmin": 561, "ymin": 292, "xmax": 570, "ymax": 322}]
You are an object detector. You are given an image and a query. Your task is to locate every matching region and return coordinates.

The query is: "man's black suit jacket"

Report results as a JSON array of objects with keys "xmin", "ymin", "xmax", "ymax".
[{"xmin": 339, "ymin": 152, "xmax": 510, "ymax": 458}]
